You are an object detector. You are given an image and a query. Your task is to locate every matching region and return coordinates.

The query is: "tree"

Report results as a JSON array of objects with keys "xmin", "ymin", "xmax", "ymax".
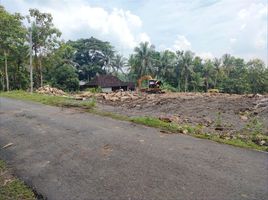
[
  {"xmin": 51, "ymin": 64, "xmax": 79, "ymax": 91},
  {"xmin": 176, "ymin": 50, "xmax": 194, "ymax": 92},
  {"xmin": 158, "ymin": 50, "xmax": 176, "ymax": 80},
  {"xmin": 68, "ymin": 37, "xmax": 115, "ymax": 81},
  {"xmin": 203, "ymin": 59, "xmax": 215, "ymax": 91},
  {"xmin": 191, "ymin": 72, "xmax": 204, "ymax": 92},
  {"xmin": 247, "ymin": 59, "xmax": 268, "ymax": 94},
  {"xmin": 213, "ymin": 58, "xmax": 222, "ymax": 88},
  {"xmin": 111, "ymin": 54, "xmax": 128, "ymax": 75},
  {"xmin": 28, "ymin": 9, "xmax": 61, "ymax": 87},
  {"xmin": 0, "ymin": 6, "xmax": 26, "ymax": 91},
  {"xmin": 133, "ymin": 42, "xmax": 155, "ymax": 77}
]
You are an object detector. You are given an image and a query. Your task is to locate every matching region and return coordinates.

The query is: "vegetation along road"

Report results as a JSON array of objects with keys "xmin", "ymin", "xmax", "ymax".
[{"xmin": 0, "ymin": 97, "xmax": 267, "ymax": 200}]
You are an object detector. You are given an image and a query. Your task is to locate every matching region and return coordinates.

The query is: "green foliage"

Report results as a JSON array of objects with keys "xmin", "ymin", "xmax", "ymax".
[
  {"xmin": 245, "ymin": 117, "xmax": 264, "ymax": 135},
  {"xmin": 215, "ymin": 112, "xmax": 222, "ymax": 128},
  {"xmin": 85, "ymin": 87, "xmax": 102, "ymax": 93},
  {"xmin": 51, "ymin": 64, "xmax": 79, "ymax": 91},
  {"xmin": 0, "ymin": 179, "xmax": 36, "ymax": 200},
  {"xmin": 67, "ymin": 37, "xmax": 116, "ymax": 81},
  {"xmin": 160, "ymin": 82, "xmax": 178, "ymax": 92},
  {"xmin": 0, "ymin": 160, "xmax": 6, "ymax": 171}
]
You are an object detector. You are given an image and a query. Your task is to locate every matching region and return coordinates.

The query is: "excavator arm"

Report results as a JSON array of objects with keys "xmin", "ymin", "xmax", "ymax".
[{"xmin": 137, "ymin": 75, "xmax": 153, "ymax": 90}]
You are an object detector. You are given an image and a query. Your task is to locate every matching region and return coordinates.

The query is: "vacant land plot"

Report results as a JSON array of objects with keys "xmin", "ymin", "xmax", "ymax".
[{"xmin": 96, "ymin": 92, "xmax": 268, "ymax": 148}]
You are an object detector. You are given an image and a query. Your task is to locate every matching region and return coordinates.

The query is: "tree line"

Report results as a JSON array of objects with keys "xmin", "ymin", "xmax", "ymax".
[{"xmin": 0, "ymin": 5, "xmax": 267, "ymax": 94}]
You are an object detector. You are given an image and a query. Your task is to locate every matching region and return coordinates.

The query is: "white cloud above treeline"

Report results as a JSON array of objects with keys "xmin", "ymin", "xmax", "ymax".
[{"xmin": 1, "ymin": 0, "xmax": 267, "ymax": 63}]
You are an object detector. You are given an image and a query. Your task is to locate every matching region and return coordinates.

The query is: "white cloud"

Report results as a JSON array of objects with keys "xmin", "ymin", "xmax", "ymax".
[
  {"xmin": 172, "ymin": 35, "xmax": 192, "ymax": 51},
  {"xmin": 138, "ymin": 32, "xmax": 151, "ymax": 43},
  {"xmin": 197, "ymin": 52, "xmax": 214, "ymax": 60},
  {"xmin": 46, "ymin": 4, "xmax": 149, "ymax": 49},
  {"xmin": 2, "ymin": 0, "xmax": 150, "ymax": 51}
]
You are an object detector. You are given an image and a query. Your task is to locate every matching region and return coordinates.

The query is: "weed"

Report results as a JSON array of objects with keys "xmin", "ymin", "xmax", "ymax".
[
  {"xmin": 215, "ymin": 111, "xmax": 222, "ymax": 128},
  {"xmin": 245, "ymin": 117, "xmax": 264, "ymax": 135}
]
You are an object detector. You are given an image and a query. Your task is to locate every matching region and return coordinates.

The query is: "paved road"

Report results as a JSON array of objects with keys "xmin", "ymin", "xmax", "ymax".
[{"xmin": 0, "ymin": 97, "xmax": 267, "ymax": 200}]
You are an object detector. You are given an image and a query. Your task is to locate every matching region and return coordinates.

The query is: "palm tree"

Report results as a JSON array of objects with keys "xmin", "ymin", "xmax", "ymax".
[
  {"xmin": 203, "ymin": 59, "xmax": 214, "ymax": 91},
  {"xmin": 111, "ymin": 54, "xmax": 127, "ymax": 75},
  {"xmin": 222, "ymin": 54, "xmax": 233, "ymax": 76},
  {"xmin": 159, "ymin": 50, "xmax": 176, "ymax": 79},
  {"xmin": 213, "ymin": 58, "xmax": 221, "ymax": 88},
  {"xmin": 176, "ymin": 50, "xmax": 194, "ymax": 92},
  {"xmin": 133, "ymin": 42, "xmax": 155, "ymax": 77},
  {"xmin": 191, "ymin": 72, "xmax": 204, "ymax": 92}
]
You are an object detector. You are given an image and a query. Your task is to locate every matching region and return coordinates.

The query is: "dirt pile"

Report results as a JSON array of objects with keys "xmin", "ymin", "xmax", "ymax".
[
  {"xmin": 97, "ymin": 92, "xmax": 268, "ymax": 136},
  {"xmin": 36, "ymin": 85, "xmax": 67, "ymax": 96}
]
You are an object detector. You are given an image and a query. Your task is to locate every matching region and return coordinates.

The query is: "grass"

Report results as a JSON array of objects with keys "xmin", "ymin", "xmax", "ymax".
[
  {"xmin": 130, "ymin": 117, "xmax": 268, "ymax": 152},
  {"xmin": 1, "ymin": 90, "xmax": 267, "ymax": 152},
  {"xmin": 0, "ymin": 159, "xmax": 36, "ymax": 200},
  {"xmin": 0, "ymin": 90, "xmax": 96, "ymax": 109}
]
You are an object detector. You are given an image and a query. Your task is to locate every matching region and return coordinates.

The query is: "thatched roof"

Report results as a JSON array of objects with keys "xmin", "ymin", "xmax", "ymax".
[{"xmin": 87, "ymin": 75, "xmax": 128, "ymax": 87}]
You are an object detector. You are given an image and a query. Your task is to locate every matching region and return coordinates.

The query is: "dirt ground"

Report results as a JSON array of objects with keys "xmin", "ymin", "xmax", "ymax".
[{"xmin": 96, "ymin": 92, "xmax": 268, "ymax": 136}]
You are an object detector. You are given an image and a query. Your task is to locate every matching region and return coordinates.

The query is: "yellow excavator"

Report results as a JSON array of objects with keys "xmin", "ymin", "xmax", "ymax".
[{"xmin": 137, "ymin": 75, "xmax": 163, "ymax": 93}]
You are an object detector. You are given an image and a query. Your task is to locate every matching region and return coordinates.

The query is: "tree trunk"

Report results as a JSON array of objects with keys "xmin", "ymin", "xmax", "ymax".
[
  {"xmin": 4, "ymin": 50, "xmax": 9, "ymax": 91},
  {"xmin": 214, "ymin": 71, "xmax": 218, "ymax": 88},
  {"xmin": 39, "ymin": 57, "xmax": 43, "ymax": 87},
  {"xmin": 178, "ymin": 75, "xmax": 181, "ymax": 92},
  {"xmin": 29, "ymin": 29, "xmax": 33, "ymax": 93},
  {"xmin": 184, "ymin": 73, "xmax": 188, "ymax": 92},
  {"xmin": 206, "ymin": 77, "xmax": 209, "ymax": 92}
]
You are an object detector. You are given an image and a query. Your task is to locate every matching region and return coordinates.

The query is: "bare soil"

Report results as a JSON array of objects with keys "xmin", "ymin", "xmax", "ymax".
[{"xmin": 96, "ymin": 92, "xmax": 268, "ymax": 135}]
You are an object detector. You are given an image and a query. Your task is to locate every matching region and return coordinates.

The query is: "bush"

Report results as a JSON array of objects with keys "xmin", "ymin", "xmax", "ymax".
[
  {"xmin": 161, "ymin": 82, "xmax": 178, "ymax": 92},
  {"xmin": 85, "ymin": 87, "xmax": 102, "ymax": 93}
]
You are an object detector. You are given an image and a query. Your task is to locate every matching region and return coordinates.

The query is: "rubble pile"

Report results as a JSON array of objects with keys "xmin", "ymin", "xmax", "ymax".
[
  {"xmin": 99, "ymin": 91, "xmax": 140, "ymax": 102},
  {"xmin": 36, "ymin": 85, "xmax": 67, "ymax": 96}
]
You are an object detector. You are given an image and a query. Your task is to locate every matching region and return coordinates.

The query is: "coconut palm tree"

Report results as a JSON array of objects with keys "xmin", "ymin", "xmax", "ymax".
[
  {"xmin": 111, "ymin": 54, "xmax": 127, "ymax": 75},
  {"xmin": 176, "ymin": 50, "xmax": 194, "ymax": 92},
  {"xmin": 133, "ymin": 42, "xmax": 155, "ymax": 77}
]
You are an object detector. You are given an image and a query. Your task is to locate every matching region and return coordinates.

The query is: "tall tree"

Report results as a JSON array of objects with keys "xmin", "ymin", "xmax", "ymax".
[
  {"xmin": 68, "ymin": 37, "xmax": 115, "ymax": 81},
  {"xmin": 111, "ymin": 54, "xmax": 128, "ymax": 75},
  {"xmin": 176, "ymin": 50, "xmax": 194, "ymax": 92},
  {"xmin": 0, "ymin": 6, "xmax": 26, "ymax": 91},
  {"xmin": 247, "ymin": 59, "xmax": 268, "ymax": 94},
  {"xmin": 203, "ymin": 59, "xmax": 215, "ymax": 91},
  {"xmin": 27, "ymin": 9, "xmax": 61, "ymax": 87},
  {"xmin": 133, "ymin": 42, "xmax": 155, "ymax": 77}
]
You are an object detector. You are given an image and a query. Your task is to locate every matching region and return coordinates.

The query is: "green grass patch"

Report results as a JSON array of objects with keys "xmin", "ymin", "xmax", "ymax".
[
  {"xmin": 0, "ymin": 159, "xmax": 36, "ymax": 200},
  {"xmin": 130, "ymin": 116, "xmax": 183, "ymax": 132},
  {"xmin": 90, "ymin": 109, "xmax": 130, "ymax": 121},
  {"xmin": 0, "ymin": 180, "xmax": 36, "ymax": 200},
  {"xmin": 0, "ymin": 90, "xmax": 95, "ymax": 109},
  {"xmin": 0, "ymin": 160, "xmax": 6, "ymax": 171}
]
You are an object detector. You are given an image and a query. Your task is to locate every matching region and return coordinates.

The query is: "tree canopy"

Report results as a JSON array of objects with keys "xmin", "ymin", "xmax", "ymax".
[{"xmin": 0, "ymin": 5, "xmax": 267, "ymax": 94}]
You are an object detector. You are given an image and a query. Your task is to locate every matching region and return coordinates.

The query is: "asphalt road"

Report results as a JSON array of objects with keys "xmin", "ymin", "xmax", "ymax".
[{"xmin": 0, "ymin": 97, "xmax": 267, "ymax": 200}]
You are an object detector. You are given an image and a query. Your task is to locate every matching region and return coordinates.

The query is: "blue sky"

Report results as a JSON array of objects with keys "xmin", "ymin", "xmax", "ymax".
[{"xmin": 1, "ymin": 0, "xmax": 267, "ymax": 63}]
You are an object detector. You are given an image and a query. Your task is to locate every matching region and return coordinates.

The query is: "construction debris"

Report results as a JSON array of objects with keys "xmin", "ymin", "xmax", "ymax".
[
  {"xmin": 36, "ymin": 85, "xmax": 67, "ymax": 96},
  {"xmin": 99, "ymin": 91, "xmax": 140, "ymax": 102}
]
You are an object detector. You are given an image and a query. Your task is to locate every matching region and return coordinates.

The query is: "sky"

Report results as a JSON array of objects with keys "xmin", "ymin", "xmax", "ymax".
[{"xmin": 1, "ymin": 0, "xmax": 267, "ymax": 63}]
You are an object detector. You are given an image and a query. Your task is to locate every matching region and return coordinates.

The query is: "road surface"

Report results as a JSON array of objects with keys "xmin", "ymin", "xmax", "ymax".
[{"xmin": 0, "ymin": 97, "xmax": 267, "ymax": 200}]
